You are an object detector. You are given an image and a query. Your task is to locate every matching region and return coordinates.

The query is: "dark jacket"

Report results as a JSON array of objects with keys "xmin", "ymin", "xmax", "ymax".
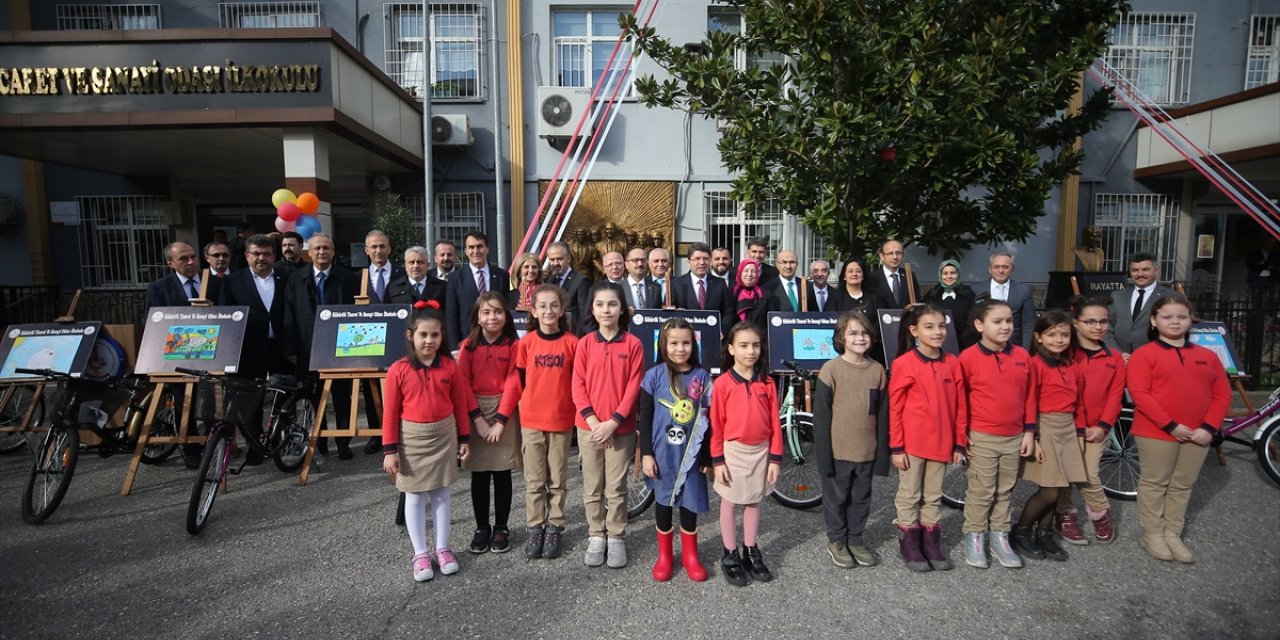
[
  {"xmin": 218, "ymin": 268, "xmax": 288, "ymax": 377},
  {"xmin": 923, "ymin": 283, "xmax": 978, "ymax": 350},
  {"xmin": 145, "ymin": 273, "xmax": 222, "ymax": 312},
  {"xmin": 445, "ymin": 263, "xmax": 511, "ymax": 351},
  {"xmin": 866, "ymin": 265, "xmax": 921, "ymax": 309},
  {"xmin": 670, "ymin": 272, "xmax": 734, "ymax": 329},
  {"xmin": 282, "ymin": 264, "xmax": 358, "ymax": 372}
]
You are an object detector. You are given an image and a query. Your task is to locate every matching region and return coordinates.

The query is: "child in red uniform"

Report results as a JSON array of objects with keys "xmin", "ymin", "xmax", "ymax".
[
  {"xmin": 959, "ymin": 300, "xmax": 1035, "ymax": 569},
  {"xmin": 1129, "ymin": 295, "xmax": 1229, "ymax": 563},
  {"xmin": 381, "ymin": 302, "xmax": 476, "ymax": 582},
  {"xmin": 572, "ymin": 282, "xmax": 643, "ymax": 568},
  {"xmin": 458, "ymin": 292, "xmax": 523, "ymax": 554},
  {"xmin": 1061, "ymin": 297, "xmax": 1126, "ymax": 545},
  {"xmin": 711, "ymin": 321, "xmax": 781, "ymax": 586},
  {"xmin": 1013, "ymin": 311, "xmax": 1087, "ymax": 562},
  {"xmin": 515, "ymin": 284, "xmax": 579, "ymax": 560},
  {"xmin": 890, "ymin": 304, "xmax": 966, "ymax": 572}
]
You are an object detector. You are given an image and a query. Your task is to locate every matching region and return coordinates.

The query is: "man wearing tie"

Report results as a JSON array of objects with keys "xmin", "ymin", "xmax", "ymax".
[
  {"xmin": 766, "ymin": 250, "xmax": 808, "ymax": 312},
  {"xmin": 387, "ymin": 246, "xmax": 445, "ymax": 308},
  {"xmin": 546, "ymin": 241, "xmax": 591, "ymax": 325},
  {"xmin": 600, "ymin": 251, "xmax": 627, "ymax": 286},
  {"xmin": 430, "ymin": 239, "xmax": 458, "ymax": 281},
  {"xmin": 866, "ymin": 239, "xmax": 920, "ymax": 310},
  {"xmin": 671, "ymin": 243, "xmax": 734, "ymax": 330},
  {"xmin": 976, "ymin": 251, "xmax": 1037, "ymax": 349},
  {"xmin": 363, "ymin": 230, "xmax": 405, "ymax": 304},
  {"xmin": 445, "ymin": 231, "xmax": 511, "ymax": 352},
  {"xmin": 1105, "ymin": 252, "xmax": 1172, "ymax": 361},
  {"xmin": 647, "ymin": 247, "xmax": 673, "ymax": 308},
  {"xmin": 283, "ymin": 233, "xmax": 359, "ymax": 459},
  {"xmin": 807, "ymin": 259, "xmax": 832, "ymax": 312},
  {"xmin": 624, "ymin": 247, "xmax": 660, "ymax": 310},
  {"xmin": 145, "ymin": 241, "xmax": 203, "ymax": 312}
]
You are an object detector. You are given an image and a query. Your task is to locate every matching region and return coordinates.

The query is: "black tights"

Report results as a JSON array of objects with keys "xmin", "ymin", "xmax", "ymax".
[
  {"xmin": 470, "ymin": 470, "xmax": 513, "ymax": 531},
  {"xmin": 655, "ymin": 504, "xmax": 699, "ymax": 532},
  {"xmin": 1018, "ymin": 486, "xmax": 1062, "ymax": 528}
]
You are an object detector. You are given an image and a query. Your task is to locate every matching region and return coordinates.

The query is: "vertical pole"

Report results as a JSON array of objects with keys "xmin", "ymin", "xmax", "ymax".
[
  {"xmin": 489, "ymin": 0, "xmax": 506, "ymax": 264},
  {"xmin": 422, "ymin": 1, "xmax": 435, "ymax": 245}
]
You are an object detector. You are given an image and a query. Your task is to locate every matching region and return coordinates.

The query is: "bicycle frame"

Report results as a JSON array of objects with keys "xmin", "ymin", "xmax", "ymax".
[
  {"xmin": 1220, "ymin": 388, "xmax": 1280, "ymax": 441},
  {"xmin": 777, "ymin": 374, "xmax": 805, "ymax": 464}
]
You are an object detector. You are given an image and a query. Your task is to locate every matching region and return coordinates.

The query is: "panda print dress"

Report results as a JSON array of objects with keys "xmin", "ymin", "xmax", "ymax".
[{"xmin": 639, "ymin": 365, "xmax": 712, "ymax": 513}]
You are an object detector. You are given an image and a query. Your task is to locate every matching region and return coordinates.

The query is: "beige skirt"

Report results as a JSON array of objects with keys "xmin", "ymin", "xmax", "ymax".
[
  {"xmin": 714, "ymin": 440, "xmax": 773, "ymax": 504},
  {"xmin": 463, "ymin": 394, "xmax": 523, "ymax": 472},
  {"xmin": 1021, "ymin": 412, "xmax": 1087, "ymax": 488},
  {"xmin": 395, "ymin": 417, "xmax": 459, "ymax": 493}
]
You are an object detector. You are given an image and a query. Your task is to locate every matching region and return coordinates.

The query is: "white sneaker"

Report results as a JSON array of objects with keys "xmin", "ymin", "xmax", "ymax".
[
  {"xmin": 584, "ymin": 536, "xmax": 607, "ymax": 567},
  {"xmin": 606, "ymin": 537, "xmax": 628, "ymax": 568}
]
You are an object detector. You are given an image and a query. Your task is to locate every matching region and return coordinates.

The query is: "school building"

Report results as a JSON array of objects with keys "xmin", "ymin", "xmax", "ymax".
[{"xmin": 1, "ymin": 0, "xmax": 1277, "ymax": 321}]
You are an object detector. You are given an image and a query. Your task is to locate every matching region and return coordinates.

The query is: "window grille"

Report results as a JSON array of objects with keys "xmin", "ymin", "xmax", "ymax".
[
  {"xmin": 706, "ymin": 7, "xmax": 786, "ymax": 72},
  {"xmin": 1246, "ymin": 15, "xmax": 1280, "ymax": 90},
  {"xmin": 1094, "ymin": 193, "xmax": 1181, "ymax": 278},
  {"xmin": 219, "ymin": 2, "xmax": 321, "ymax": 28},
  {"xmin": 552, "ymin": 9, "xmax": 633, "ymax": 95},
  {"xmin": 385, "ymin": 3, "xmax": 485, "ymax": 100},
  {"xmin": 705, "ymin": 191, "xmax": 785, "ymax": 263},
  {"xmin": 55, "ymin": 4, "xmax": 161, "ymax": 30},
  {"xmin": 76, "ymin": 196, "xmax": 173, "ymax": 289},
  {"xmin": 1105, "ymin": 12, "xmax": 1195, "ymax": 105},
  {"xmin": 409, "ymin": 192, "xmax": 487, "ymax": 248}
]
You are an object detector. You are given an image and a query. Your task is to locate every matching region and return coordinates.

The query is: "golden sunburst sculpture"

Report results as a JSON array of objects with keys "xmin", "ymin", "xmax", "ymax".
[{"xmin": 536, "ymin": 180, "xmax": 676, "ymax": 282}]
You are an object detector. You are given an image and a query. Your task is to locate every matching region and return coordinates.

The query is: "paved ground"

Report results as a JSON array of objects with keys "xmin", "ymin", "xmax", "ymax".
[{"xmin": 1, "ymin": 430, "xmax": 1277, "ymax": 640}]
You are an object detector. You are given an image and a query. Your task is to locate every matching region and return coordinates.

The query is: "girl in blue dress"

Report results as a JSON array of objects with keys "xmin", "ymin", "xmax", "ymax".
[{"xmin": 639, "ymin": 318, "xmax": 712, "ymax": 583}]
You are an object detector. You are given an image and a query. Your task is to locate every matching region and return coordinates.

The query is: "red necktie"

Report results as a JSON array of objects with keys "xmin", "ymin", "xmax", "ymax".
[{"xmin": 697, "ymin": 278, "xmax": 707, "ymax": 309}]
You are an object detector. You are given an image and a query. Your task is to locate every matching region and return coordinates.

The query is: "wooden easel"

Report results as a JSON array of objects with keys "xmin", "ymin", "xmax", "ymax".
[
  {"xmin": 904, "ymin": 264, "xmax": 921, "ymax": 308},
  {"xmin": 0, "ymin": 293, "xmax": 85, "ymax": 440}
]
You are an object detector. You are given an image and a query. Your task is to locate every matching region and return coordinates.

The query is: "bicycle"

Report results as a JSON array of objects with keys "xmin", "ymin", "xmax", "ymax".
[
  {"xmin": 0, "ymin": 382, "xmax": 46, "ymax": 454},
  {"xmin": 772, "ymin": 361, "xmax": 822, "ymax": 509},
  {"xmin": 182, "ymin": 368, "xmax": 313, "ymax": 535},
  {"xmin": 15, "ymin": 368, "xmax": 180, "ymax": 524}
]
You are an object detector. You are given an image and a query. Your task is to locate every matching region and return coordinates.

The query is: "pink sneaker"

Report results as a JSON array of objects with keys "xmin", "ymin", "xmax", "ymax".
[
  {"xmin": 436, "ymin": 548, "xmax": 460, "ymax": 575},
  {"xmin": 412, "ymin": 552, "xmax": 434, "ymax": 582}
]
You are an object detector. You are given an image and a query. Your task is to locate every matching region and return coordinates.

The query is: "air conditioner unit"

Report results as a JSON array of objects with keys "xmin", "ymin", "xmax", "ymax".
[
  {"xmin": 430, "ymin": 114, "xmax": 474, "ymax": 146},
  {"xmin": 536, "ymin": 86, "xmax": 594, "ymax": 138}
]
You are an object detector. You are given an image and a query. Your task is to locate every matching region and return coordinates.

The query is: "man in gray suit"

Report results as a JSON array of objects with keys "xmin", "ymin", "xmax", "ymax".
[
  {"xmin": 976, "ymin": 251, "xmax": 1037, "ymax": 349},
  {"xmin": 1105, "ymin": 252, "xmax": 1172, "ymax": 362}
]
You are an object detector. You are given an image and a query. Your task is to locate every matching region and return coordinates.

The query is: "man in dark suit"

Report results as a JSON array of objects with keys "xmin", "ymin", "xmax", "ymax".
[
  {"xmin": 672, "ymin": 243, "xmax": 735, "ymax": 330},
  {"xmin": 807, "ymin": 259, "xmax": 833, "ymax": 312},
  {"xmin": 1104, "ymin": 251, "xmax": 1173, "ymax": 360},
  {"xmin": 205, "ymin": 241, "xmax": 232, "ymax": 279},
  {"xmin": 430, "ymin": 239, "xmax": 458, "ymax": 281},
  {"xmin": 445, "ymin": 231, "xmax": 511, "ymax": 352},
  {"xmin": 546, "ymin": 241, "xmax": 591, "ymax": 327},
  {"xmin": 865, "ymin": 239, "xmax": 921, "ymax": 310},
  {"xmin": 765, "ymin": 249, "xmax": 811, "ymax": 312},
  {"xmin": 218, "ymin": 234, "xmax": 287, "ymax": 466},
  {"xmin": 283, "ymin": 232, "xmax": 359, "ymax": 459},
  {"xmin": 647, "ymin": 247, "xmax": 673, "ymax": 308},
  {"xmin": 747, "ymin": 237, "xmax": 779, "ymax": 288},
  {"xmin": 600, "ymin": 251, "xmax": 627, "ymax": 286},
  {"xmin": 145, "ymin": 241, "xmax": 202, "ymax": 312},
  {"xmin": 974, "ymin": 251, "xmax": 1037, "ymax": 350},
  {"xmin": 362, "ymin": 230, "xmax": 406, "ymax": 304},
  {"xmin": 711, "ymin": 246, "xmax": 734, "ymax": 289},
  {"xmin": 387, "ymin": 245, "xmax": 446, "ymax": 308},
  {"xmin": 623, "ymin": 247, "xmax": 661, "ymax": 310}
]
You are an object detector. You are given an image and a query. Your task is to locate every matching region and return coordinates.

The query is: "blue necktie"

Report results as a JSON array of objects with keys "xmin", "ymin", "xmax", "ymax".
[{"xmin": 316, "ymin": 272, "xmax": 327, "ymax": 303}]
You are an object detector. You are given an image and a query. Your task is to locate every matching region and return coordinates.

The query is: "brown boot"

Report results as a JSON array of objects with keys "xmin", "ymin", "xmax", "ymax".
[
  {"xmin": 1140, "ymin": 532, "xmax": 1174, "ymax": 562},
  {"xmin": 1164, "ymin": 533, "xmax": 1195, "ymax": 564}
]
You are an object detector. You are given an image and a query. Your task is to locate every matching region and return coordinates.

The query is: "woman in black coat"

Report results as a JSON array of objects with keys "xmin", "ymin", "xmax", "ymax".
[{"xmin": 922, "ymin": 259, "xmax": 978, "ymax": 350}]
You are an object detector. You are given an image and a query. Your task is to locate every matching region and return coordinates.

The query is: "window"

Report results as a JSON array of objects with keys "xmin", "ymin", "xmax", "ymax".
[
  {"xmin": 705, "ymin": 191, "xmax": 784, "ymax": 263},
  {"xmin": 1094, "ymin": 193, "xmax": 1180, "ymax": 278},
  {"xmin": 1105, "ymin": 13, "xmax": 1195, "ymax": 105},
  {"xmin": 76, "ymin": 196, "xmax": 173, "ymax": 289},
  {"xmin": 552, "ymin": 9, "xmax": 632, "ymax": 95},
  {"xmin": 56, "ymin": 4, "xmax": 161, "ymax": 30},
  {"xmin": 1246, "ymin": 15, "xmax": 1280, "ymax": 90},
  {"xmin": 219, "ymin": 2, "xmax": 321, "ymax": 28},
  {"xmin": 706, "ymin": 7, "xmax": 785, "ymax": 72},
  {"xmin": 410, "ymin": 192, "xmax": 487, "ymax": 248},
  {"xmin": 385, "ymin": 3, "xmax": 484, "ymax": 100}
]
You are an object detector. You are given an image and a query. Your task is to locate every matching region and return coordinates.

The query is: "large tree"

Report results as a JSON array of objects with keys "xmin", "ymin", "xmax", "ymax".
[{"xmin": 624, "ymin": 0, "xmax": 1126, "ymax": 258}]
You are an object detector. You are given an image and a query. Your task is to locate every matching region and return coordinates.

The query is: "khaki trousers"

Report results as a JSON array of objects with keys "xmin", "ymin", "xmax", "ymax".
[
  {"xmin": 1058, "ymin": 437, "xmax": 1112, "ymax": 515},
  {"xmin": 963, "ymin": 432, "xmax": 1023, "ymax": 533},
  {"xmin": 1135, "ymin": 436, "xmax": 1209, "ymax": 537},
  {"xmin": 522, "ymin": 428, "xmax": 572, "ymax": 529},
  {"xmin": 894, "ymin": 455, "xmax": 945, "ymax": 526},
  {"xmin": 579, "ymin": 431, "xmax": 636, "ymax": 538}
]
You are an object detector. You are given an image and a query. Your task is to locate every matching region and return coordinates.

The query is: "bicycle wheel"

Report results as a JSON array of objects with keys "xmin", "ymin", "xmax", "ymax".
[
  {"xmin": 21, "ymin": 427, "xmax": 79, "ymax": 524},
  {"xmin": 186, "ymin": 427, "xmax": 231, "ymax": 535},
  {"xmin": 1099, "ymin": 420, "xmax": 1140, "ymax": 500},
  {"xmin": 1, "ymin": 387, "xmax": 45, "ymax": 454},
  {"xmin": 1256, "ymin": 419, "xmax": 1280, "ymax": 487},
  {"xmin": 140, "ymin": 388, "xmax": 179, "ymax": 465},
  {"xmin": 627, "ymin": 464, "xmax": 655, "ymax": 520},
  {"xmin": 271, "ymin": 395, "xmax": 314, "ymax": 473},
  {"xmin": 941, "ymin": 460, "xmax": 969, "ymax": 509},
  {"xmin": 770, "ymin": 412, "xmax": 823, "ymax": 509}
]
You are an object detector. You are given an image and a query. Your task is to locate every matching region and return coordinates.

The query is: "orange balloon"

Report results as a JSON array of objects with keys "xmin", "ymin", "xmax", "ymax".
[{"xmin": 295, "ymin": 192, "xmax": 320, "ymax": 215}]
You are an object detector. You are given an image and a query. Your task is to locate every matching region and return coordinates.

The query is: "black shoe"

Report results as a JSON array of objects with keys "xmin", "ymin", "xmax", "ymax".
[
  {"xmin": 245, "ymin": 448, "xmax": 264, "ymax": 466},
  {"xmin": 721, "ymin": 548, "xmax": 749, "ymax": 587},
  {"xmin": 336, "ymin": 443, "xmax": 353, "ymax": 460},
  {"xmin": 1037, "ymin": 526, "xmax": 1069, "ymax": 561},
  {"xmin": 525, "ymin": 527, "xmax": 545, "ymax": 559},
  {"xmin": 1012, "ymin": 525, "xmax": 1045, "ymax": 560},
  {"xmin": 491, "ymin": 528, "xmax": 511, "ymax": 554},
  {"xmin": 363, "ymin": 437, "xmax": 382, "ymax": 455},
  {"xmin": 741, "ymin": 545, "xmax": 774, "ymax": 582},
  {"xmin": 316, "ymin": 439, "xmax": 330, "ymax": 456},
  {"xmin": 182, "ymin": 444, "xmax": 203, "ymax": 469},
  {"xmin": 183, "ymin": 454, "xmax": 201, "ymax": 470},
  {"xmin": 543, "ymin": 525, "xmax": 563, "ymax": 559},
  {"xmin": 470, "ymin": 529, "xmax": 492, "ymax": 554}
]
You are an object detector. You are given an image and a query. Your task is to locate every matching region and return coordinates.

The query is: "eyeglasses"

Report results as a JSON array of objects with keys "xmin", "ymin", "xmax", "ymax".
[
  {"xmin": 1079, "ymin": 319, "xmax": 1110, "ymax": 327},
  {"xmin": 246, "ymin": 251, "xmax": 273, "ymax": 257}
]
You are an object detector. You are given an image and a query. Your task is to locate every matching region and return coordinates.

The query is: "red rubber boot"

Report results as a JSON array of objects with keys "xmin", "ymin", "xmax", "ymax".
[
  {"xmin": 680, "ymin": 528, "xmax": 708, "ymax": 582},
  {"xmin": 652, "ymin": 528, "xmax": 675, "ymax": 582}
]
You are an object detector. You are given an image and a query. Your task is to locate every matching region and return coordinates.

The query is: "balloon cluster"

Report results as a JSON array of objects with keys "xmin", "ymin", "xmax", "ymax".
[{"xmin": 272, "ymin": 188, "xmax": 322, "ymax": 239}]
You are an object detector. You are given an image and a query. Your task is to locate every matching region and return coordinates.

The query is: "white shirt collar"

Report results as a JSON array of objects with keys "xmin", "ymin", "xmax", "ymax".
[
  {"xmin": 883, "ymin": 265, "xmax": 900, "ymax": 278},
  {"xmin": 253, "ymin": 270, "xmax": 274, "ymax": 282},
  {"xmin": 470, "ymin": 263, "xmax": 486, "ymax": 277},
  {"xmin": 313, "ymin": 266, "xmax": 330, "ymax": 278}
]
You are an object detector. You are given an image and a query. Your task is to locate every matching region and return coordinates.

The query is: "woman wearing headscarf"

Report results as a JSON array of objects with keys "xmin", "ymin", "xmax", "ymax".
[
  {"xmin": 923, "ymin": 258, "xmax": 978, "ymax": 350},
  {"xmin": 732, "ymin": 258, "xmax": 768, "ymax": 332}
]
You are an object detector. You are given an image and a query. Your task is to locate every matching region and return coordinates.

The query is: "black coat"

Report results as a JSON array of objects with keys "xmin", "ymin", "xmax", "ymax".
[
  {"xmin": 363, "ymin": 264, "xmax": 407, "ymax": 304},
  {"xmin": 282, "ymin": 264, "xmax": 358, "ymax": 372},
  {"xmin": 144, "ymin": 273, "xmax": 222, "ymax": 312},
  {"xmin": 923, "ymin": 283, "xmax": 979, "ymax": 350},
  {"xmin": 218, "ymin": 268, "xmax": 288, "ymax": 378},
  {"xmin": 866, "ymin": 266, "xmax": 921, "ymax": 309},
  {"xmin": 670, "ymin": 272, "xmax": 734, "ymax": 329},
  {"xmin": 445, "ymin": 264, "xmax": 511, "ymax": 351},
  {"xmin": 386, "ymin": 275, "xmax": 446, "ymax": 309}
]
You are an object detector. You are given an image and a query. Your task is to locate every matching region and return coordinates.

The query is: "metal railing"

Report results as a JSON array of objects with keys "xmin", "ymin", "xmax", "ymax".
[{"xmin": 1192, "ymin": 289, "xmax": 1280, "ymax": 389}]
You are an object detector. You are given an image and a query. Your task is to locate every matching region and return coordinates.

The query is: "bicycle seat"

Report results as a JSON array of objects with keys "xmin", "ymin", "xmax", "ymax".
[{"xmin": 266, "ymin": 374, "xmax": 301, "ymax": 392}]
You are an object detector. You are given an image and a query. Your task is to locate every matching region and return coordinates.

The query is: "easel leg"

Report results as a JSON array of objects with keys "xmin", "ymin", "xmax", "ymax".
[
  {"xmin": 298, "ymin": 379, "xmax": 333, "ymax": 486},
  {"xmin": 122, "ymin": 382, "xmax": 165, "ymax": 496}
]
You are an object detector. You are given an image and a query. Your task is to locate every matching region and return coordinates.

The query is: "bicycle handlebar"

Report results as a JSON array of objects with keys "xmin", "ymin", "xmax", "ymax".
[
  {"xmin": 781, "ymin": 360, "xmax": 818, "ymax": 381},
  {"xmin": 174, "ymin": 367, "xmax": 212, "ymax": 378},
  {"xmin": 13, "ymin": 367, "xmax": 72, "ymax": 379}
]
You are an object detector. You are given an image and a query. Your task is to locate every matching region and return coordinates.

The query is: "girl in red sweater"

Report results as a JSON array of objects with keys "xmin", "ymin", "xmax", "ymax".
[
  {"xmin": 1060, "ymin": 297, "xmax": 1126, "ymax": 545},
  {"xmin": 515, "ymin": 284, "xmax": 578, "ymax": 560},
  {"xmin": 1129, "ymin": 295, "xmax": 1229, "ymax": 563},
  {"xmin": 711, "ymin": 321, "xmax": 781, "ymax": 586},
  {"xmin": 889, "ymin": 304, "xmax": 966, "ymax": 572},
  {"xmin": 1013, "ymin": 311, "xmax": 1087, "ymax": 563},
  {"xmin": 381, "ymin": 302, "xmax": 476, "ymax": 582},
  {"xmin": 458, "ymin": 292, "xmax": 522, "ymax": 555},
  {"xmin": 571, "ymin": 282, "xmax": 644, "ymax": 569}
]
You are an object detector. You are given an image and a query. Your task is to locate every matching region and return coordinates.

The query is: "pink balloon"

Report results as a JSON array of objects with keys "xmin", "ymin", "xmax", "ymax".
[
  {"xmin": 275, "ymin": 216, "xmax": 297, "ymax": 233},
  {"xmin": 277, "ymin": 202, "xmax": 302, "ymax": 222}
]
